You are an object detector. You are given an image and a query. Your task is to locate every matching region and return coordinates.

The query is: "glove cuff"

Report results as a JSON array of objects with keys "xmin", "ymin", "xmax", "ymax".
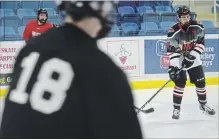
[{"xmin": 185, "ymin": 56, "xmax": 195, "ymax": 62}]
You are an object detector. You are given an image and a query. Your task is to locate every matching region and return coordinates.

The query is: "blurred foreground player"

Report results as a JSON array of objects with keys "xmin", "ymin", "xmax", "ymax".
[
  {"xmin": 23, "ymin": 9, "xmax": 53, "ymax": 41},
  {"xmin": 167, "ymin": 6, "xmax": 215, "ymax": 119},
  {"xmin": 0, "ymin": 1, "xmax": 142, "ymax": 138}
]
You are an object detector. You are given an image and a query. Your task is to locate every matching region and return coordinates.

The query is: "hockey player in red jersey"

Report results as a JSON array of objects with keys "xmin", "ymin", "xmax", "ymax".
[
  {"xmin": 23, "ymin": 9, "xmax": 53, "ymax": 41},
  {"xmin": 167, "ymin": 6, "xmax": 216, "ymax": 119}
]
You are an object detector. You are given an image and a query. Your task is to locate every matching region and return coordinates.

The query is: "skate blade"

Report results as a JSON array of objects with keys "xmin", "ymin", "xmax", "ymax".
[
  {"xmin": 172, "ymin": 116, "xmax": 180, "ymax": 120},
  {"xmin": 201, "ymin": 110, "xmax": 216, "ymax": 117}
]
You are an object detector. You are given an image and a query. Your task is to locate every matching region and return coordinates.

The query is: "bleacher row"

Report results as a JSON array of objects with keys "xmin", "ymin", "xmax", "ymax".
[
  {"xmin": 105, "ymin": 1, "xmax": 219, "ymax": 36},
  {"xmin": 1, "ymin": 1, "xmax": 219, "ymax": 41},
  {"xmin": 0, "ymin": 1, "xmax": 60, "ymax": 40}
]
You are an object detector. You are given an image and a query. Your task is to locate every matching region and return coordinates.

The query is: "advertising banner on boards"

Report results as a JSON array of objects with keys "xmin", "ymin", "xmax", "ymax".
[
  {"xmin": 106, "ymin": 40, "xmax": 140, "ymax": 77},
  {"xmin": 144, "ymin": 39, "xmax": 219, "ymax": 74}
]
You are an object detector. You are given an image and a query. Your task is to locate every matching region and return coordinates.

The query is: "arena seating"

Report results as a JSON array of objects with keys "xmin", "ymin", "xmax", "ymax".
[{"xmin": 0, "ymin": 1, "xmax": 218, "ymax": 41}]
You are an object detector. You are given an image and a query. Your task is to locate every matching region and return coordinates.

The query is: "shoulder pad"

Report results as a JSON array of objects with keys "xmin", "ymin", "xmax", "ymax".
[
  {"xmin": 171, "ymin": 23, "xmax": 179, "ymax": 30},
  {"xmin": 168, "ymin": 28, "xmax": 175, "ymax": 33},
  {"xmin": 167, "ymin": 23, "xmax": 180, "ymax": 37},
  {"xmin": 191, "ymin": 20, "xmax": 204, "ymax": 27},
  {"xmin": 197, "ymin": 21, "xmax": 204, "ymax": 28},
  {"xmin": 190, "ymin": 20, "xmax": 204, "ymax": 30}
]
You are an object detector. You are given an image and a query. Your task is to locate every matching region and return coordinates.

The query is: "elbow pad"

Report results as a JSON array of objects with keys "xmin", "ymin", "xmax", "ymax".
[{"xmin": 190, "ymin": 44, "xmax": 205, "ymax": 58}]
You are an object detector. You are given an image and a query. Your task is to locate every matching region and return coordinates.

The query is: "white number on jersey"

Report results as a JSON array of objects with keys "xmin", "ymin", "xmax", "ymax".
[{"xmin": 9, "ymin": 52, "xmax": 74, "ymax": 114}]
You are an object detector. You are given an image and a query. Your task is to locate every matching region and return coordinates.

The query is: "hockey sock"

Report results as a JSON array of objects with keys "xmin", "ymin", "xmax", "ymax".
[
  {"xmin": 173, "ymin": 86, "xmax": 184, "ymax": 109},
  {"xmin": 196, "ymin": 87, "xmax": 207, "ymax": 104}
]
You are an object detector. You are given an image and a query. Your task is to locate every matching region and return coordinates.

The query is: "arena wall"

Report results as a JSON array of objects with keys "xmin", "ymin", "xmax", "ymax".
[{"xmin": 0, "ymin": 34, "xmax": 218, "ymax": 98}]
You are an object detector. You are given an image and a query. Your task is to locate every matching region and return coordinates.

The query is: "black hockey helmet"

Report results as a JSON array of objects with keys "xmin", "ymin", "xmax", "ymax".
[
  {"xmin": 37, "ymin": 9, "xmax": 48, "ymax": 24},
  {"xmin": 176, "ymin": 5, "xmax": 191, "ymax": 18},
  {"xmin": 55, "ymin": 1, "xmax": 118, "ymax": 39}
]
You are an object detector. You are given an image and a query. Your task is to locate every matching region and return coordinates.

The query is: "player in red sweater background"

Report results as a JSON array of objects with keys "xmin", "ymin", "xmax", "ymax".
[{"xmin": 23, "ymin": 9, "xmax": 53, "ymax": 41}]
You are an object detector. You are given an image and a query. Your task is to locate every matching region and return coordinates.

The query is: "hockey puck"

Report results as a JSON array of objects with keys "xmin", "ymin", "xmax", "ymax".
[{"xmin": 143, "ymin": 107, "xmax": 154, "ymax": 113}]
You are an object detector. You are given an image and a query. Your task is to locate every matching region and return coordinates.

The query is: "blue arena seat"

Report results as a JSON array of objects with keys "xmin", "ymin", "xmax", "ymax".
[
  {"xmin": 0, "ymin": 9, "xmax": 16, "ymax": 17},
  {"xmin": 152, "ymin": 1, "xmax": 172, "ymax": 6},
  {"xmin": 138, "ymin": 1, "xmax": 153, "ymax": 7},
  {"xmin": 0, "ymin": 26, "xmax": 21, "ymax": 40},
  {"xmin": 121, "ymin": 23, "xmax": 139, "ymax": 36},
  {"xmin": 160, "ymin": 21, "xmax": 176, "ymax": 34},
  {"xmin": 108, "ymin": 24, "xmax": 122, "ymax": 37},
  {"xmin": 118, "ymin": 1, "xmax": 136, "ymax": 8},
  {"xmin": 41, "ymin": 1, "xmax": 56, "ymax": 9},
  {"xmin": 17, "ymin": 8, "xmax": 36, "ymax": 19},
  {"xmin": 21, "ymin": 16, "xmax": 36, "ymax": 26},
  {"xmin": 44, "ymin": 8, "xmax": 57, "ymax": 16},
  {"xmin": 137, "ymin": 6, "xmax": 154, "ymax": 15},
  {"xmin": 118, "ymin": 6, "xmax": 135, "ymax": 16},
  {"xmin": 18, "ymin": 26, "xmax": 25, "ymax": 37},
  {"xmin": 120, "ymin": 13, "xmax": 141, "ymax": 26},
  {"xmin": 1, "ymin": 1, "xmax": 20, "ymax": 10},
  {"xmin": 160, "ymin": 12, "xmax": 177, "ymax": 22},
  {"xmin": 20, "ymin": 1, "xmax": 40, "ymax": 10},
  {"xmin": 139, "ymin": 22, "xmax": 163, "ymax": 36},
  {"xmin": 200, "ymin": 20, "xmax": 219, "ymax": 34},
  {"xmin": 155, "ymin": 6, "xmax": 172, "ymax": 13},
  {"xmin": 143, "ymin": 13, "xmax": 160, "ymax": 24},
  {"xmin": 161, "ymin": 1, "xmax": 172, "ymax": 6},
  {"xmin": 0, "ymin": 15, "xmax": 20, "ymax": 32}
]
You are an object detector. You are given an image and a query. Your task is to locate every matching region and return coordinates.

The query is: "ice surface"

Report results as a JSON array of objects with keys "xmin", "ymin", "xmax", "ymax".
[
  {"xmin": 0, "ymin": 85, "xmax": 218, "ymax": 138},
  {"xmin": 133, "ymin": 85, "xmax": 218, "ymax": 138}
]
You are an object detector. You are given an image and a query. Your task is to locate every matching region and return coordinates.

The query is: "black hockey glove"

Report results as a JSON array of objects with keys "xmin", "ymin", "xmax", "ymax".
[
  {"xmin": 168, "ymin": 66, "xmax": 180, "ymax": 81},
  {"xmin": 182, "ymin": 53, "xmax": 196, "ymax": 68}
]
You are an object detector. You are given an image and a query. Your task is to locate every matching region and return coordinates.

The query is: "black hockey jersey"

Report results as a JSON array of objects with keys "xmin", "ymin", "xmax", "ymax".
[
  {"xmin": 0, "ymin": 24, "xmax": 142, "ymax": 138},
  {"xmin": 166, "ymin": 20, "xmax": 205, "ymax": 69}
]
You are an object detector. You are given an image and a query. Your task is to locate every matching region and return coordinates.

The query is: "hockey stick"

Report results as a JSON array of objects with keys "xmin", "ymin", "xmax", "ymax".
[
  {"xmin": 135, "ymin": 37, "xmax": 202, "ymax": 114},
  {"xmin": 135, "ymin": 79, "xmax": 171, "ymax": 114},
  {"xmin": 134, "ymin": 106, "xmax": 155, "ymax": 114},
  {"xmin": 135, "ymin": 66, "xmax": 184, "ymax": 114}
]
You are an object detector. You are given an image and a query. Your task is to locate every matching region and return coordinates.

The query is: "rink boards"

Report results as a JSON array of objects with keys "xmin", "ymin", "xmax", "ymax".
[
  {"xmin": 0, "ymin": 34, "xmax": 219, "ymax": 98},
  {"xmin": 99, "ymin": 34, "xmax": 219, "ymax": 90}
]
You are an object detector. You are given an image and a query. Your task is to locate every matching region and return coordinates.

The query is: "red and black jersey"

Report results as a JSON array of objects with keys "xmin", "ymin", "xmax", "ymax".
[
  {"xmin": 166, "ymin": 20, "xmax": 205, "ymax": 69},
  {"xmin": 167, "ymin": 20, "xmax": 205, "ymax": 53}
]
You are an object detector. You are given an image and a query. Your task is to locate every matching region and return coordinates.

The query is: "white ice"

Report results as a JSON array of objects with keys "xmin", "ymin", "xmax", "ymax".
[
  {"xmin": 134, "ymin": 85, "xmax": 218, "ymax": 138},
  {"xmin": 0, "ymin": 85, "xmax": 218, "ymax": 138}
]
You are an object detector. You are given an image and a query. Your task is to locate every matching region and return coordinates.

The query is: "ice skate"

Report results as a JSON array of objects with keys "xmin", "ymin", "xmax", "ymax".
[
  {"xmin": 172, "ymin": 108, "xmax": 180, "ymax": 119},
  {"xmin": 199, "ymin": 104, "xmax": 216, "ymax": 116}
]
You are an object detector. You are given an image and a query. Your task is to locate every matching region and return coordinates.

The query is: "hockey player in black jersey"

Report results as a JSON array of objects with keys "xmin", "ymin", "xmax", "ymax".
[
  {"xmin": 166, "ymin": 6, "xmax": 216, "ymax": 119},
  {"xmin": 0, "ymin": 1, "xmax": 142, "ymax": 138}
]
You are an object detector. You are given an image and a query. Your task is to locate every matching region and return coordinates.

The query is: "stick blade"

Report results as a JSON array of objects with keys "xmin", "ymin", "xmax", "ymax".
[{"xmin": 143, "ymin": 107, "xmax": 154, "ymax": 113}]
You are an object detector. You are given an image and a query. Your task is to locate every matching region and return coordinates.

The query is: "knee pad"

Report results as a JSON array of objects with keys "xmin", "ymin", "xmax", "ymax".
[
  {"xmin": 175, "ymin": 80, "xmax": 186, "ymax": 88},
  {"xmin": 195, "ymin": 80, "xmax": 206, "ymax": 88},
  {"xmin": 175, "ymin": 83, "xmax": 186, "ymax": 88}
]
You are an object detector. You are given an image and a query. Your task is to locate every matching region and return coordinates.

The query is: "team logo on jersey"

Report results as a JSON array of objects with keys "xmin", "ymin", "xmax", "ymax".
[
  {"xmin": 192, "ymin": 30, "xmax": 197, "ymax": 35},
  {"xmin": 115, "ymin": 44, "xmax": 132, "ymax": 64},
  {"xmin": 32, "ymin": 31, "xmax": 41, "ymax": 37}
]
